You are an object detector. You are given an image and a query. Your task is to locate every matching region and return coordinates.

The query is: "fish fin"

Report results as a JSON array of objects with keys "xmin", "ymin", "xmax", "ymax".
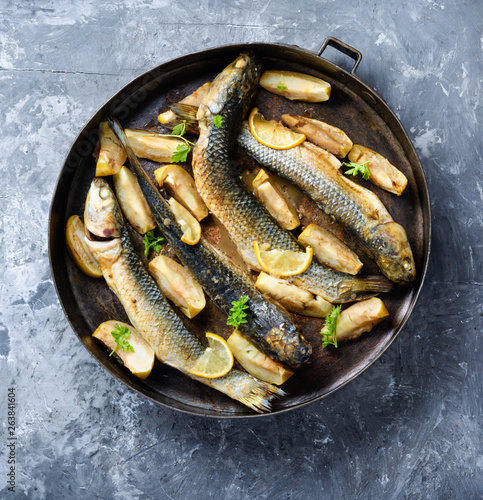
[
  {"xmin": 354, "ymin": 275, "xmax": 394, "ymax": 293},
  {"xmin": 170, "ymin": 103, "xmax": 199, "ymax": 133},
  {"xmin": 238, "ymin": 383, "xmax": 286, "ymax": 413},
  {"xmin": 336, "ymin": 275, "xmax": 393, "ymax": 303}
]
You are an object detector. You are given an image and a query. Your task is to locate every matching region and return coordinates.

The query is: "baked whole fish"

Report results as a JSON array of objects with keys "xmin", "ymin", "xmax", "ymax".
[
  {"xmin": 192, "ymin": 52, "xmax": 392, "ymax": 302},
  {"xmin": 84, "ymin": 178, "xmax": 284, "ymax": 412},
  {"xmin": 108, "ymin": 118, "xmax": 312, "ymax": 370},
  {"xmin": 237, "ymin": 123, "xmax": 416, "ymax": 285}
]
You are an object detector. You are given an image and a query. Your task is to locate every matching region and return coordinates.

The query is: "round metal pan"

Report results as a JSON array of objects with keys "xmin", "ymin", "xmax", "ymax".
[{"xmin": 49, "ymin": 38, "xmax": 431, "ymax": 418}]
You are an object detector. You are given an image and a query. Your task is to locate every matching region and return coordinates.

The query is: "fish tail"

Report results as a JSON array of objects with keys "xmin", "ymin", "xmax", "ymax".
[
  {"xmin": 332, "ymin": 275, "xmax": 393, "ymax": 303},
  {"xmin": 196, "ymin": 371, "xmax": 286, "ymax": 413},
  {"xmin": 353, "ymin": 275, "xmax": 394, "ymax": 293},
  {"xmin": 237, "ymin": 383, "xmax": 286, "ymax": 413},
  {"xmin": 334, "ymin": 275, "xmax": 393, "ymax": 302},
  {"xmin": 288, "ymin": 265, "xmax": 393, "ymax": 303},
  {"xmin": 169, "ymin": 103, "xmax": 199, "ymax": 132}
]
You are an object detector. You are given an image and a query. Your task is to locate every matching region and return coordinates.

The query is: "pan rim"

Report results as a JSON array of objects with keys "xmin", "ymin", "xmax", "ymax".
[{"xmin": 49, "ymin": 39, "xmax": 431, "ymax": 418}]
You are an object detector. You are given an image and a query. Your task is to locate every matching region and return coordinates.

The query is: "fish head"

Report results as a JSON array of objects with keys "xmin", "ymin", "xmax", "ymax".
[
  {"xmin": 249, "ymin": 298, "xmax": 312, "ymax": 369},
  {"xmin": 233, "ymin": 51, "xmax": 261, "ymax": 97},
  {"xmin": 83, "ymin": 178, "xmax": 124, "ymax": 270},
  {"xmin": 84, "ymin": 178, "xmax": 124, "ymax": 239},
  {"xmin": 374, "ymin": 222, "xmax": 416, "ymax": 285},
  {"xmin": 197, "ymin": 52, "xmax": 261, "ymax": 125},
  {"xmin": 266, "ymin": 326, "xmax": 312, "ymax": 369}
]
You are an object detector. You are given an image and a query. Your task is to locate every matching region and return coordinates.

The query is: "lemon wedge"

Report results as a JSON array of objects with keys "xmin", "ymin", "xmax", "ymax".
[
  {"xmin": 248, "ymin": 108, "xmax": 305, "ymax": 150},
  {"xmin": 168, "ymin": 197, "xmax": 201, "ymax": 245},
  {"xmin": 189, "ymin": 333, "xmax": 234, "ymax": 379},
  {"xmin": 254, "ymin": 241, "xmax": 313, "ymax": 277},
  {"xmin": 65, "ymin": 215, "xmax": 102, "ymax": 278}
]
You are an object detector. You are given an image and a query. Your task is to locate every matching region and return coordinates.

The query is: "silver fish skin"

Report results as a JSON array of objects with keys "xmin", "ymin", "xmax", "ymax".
[
  {"xmin": 108, "ymin": 117, "xmax": 312, "ymax": 370},
  {"xmin": 192, "ymin": 53, "xmax": 392, "ymax": 302},
  {"xmin": 237, "ymin": 122, "xmax": 416, "ymax": 286},
  {"xmin": 83, "ymin": 178, "xmax": 284, "ymax": 412}
]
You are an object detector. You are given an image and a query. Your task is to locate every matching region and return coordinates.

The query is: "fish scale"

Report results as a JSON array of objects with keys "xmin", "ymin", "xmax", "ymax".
[
  {"xmin": 193, "ymin": 53, "xmax": 393, "ymax": 302},
  {"xmin": 237, "ymin": 122, "xmax": 416, "ymax": 286},
  {"xmin": 116, "ymin": 228, "xmax": 206, "ymax": 363}
]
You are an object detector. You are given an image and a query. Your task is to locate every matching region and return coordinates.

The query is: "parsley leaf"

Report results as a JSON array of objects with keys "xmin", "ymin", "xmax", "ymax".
[
  {"xmin": 213, "ymin": 115, "xmax": 223, "ymax": 128},
  {"xmin": 171, "ymin": 144, "xmax": 192, "ymax": 163},
  {"xmin": 109, "ymin": 323, "xmax": 135, "ymax": 356},
  {"xmin": 226, "ymin": 295, "xmax": 250, "ymax": 331},
  {"xmin": 343, "ymin": 161, "xmax": 371, "ymax": 180},
  {"xmin": 143, "ymin": 230, "xmax": 165, "ymax": 257},
  {"xmin": 277, "ymin": 81, "xmax": 288, "ymax": 91},
  {"xmin": 171, "ymin": 120, "xmax": 186, "ymax": 137},
  {"xmin": 320, "ymin": 305, "xmax": 342, "ymax": 348}
]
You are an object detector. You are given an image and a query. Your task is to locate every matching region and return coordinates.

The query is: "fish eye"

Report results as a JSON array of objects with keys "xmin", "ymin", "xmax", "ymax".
[
  {"xmin": 403, "ymin": 259, "xmax": 412, "ymax": 271},
  {"xmin": 99, "ymin": 187, "xmax": 110, "ymax": 200}
]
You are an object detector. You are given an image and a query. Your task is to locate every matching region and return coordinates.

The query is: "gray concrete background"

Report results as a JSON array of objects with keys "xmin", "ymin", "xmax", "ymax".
[{"xmin": 1, "ymin": 1, "xmax": 482, "ymax": 498}]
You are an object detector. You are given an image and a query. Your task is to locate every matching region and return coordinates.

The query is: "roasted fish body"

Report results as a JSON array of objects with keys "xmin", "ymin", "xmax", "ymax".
[
  {"xmin": 83, "ymin": 178, "xmax": 284, "ymax": 412},
  {"xmin": 108, "ymin": 118, "xmax": 312, "ymax": 370},
  {"xmin": 237, "ymin": 123, "xmax": 416, "ymax": 285},
  {"xmin": 192, "ymin": 53, "xmax": 392, "ymax": 302}
]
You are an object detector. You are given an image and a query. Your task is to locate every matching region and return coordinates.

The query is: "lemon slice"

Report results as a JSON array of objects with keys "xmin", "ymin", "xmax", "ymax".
[
  {"xmin": 189, "ymin": 333, "xmax": 234, "ymax": 379},
  {"xmin": 248, "ymin": 108, "xmax": 305, "ymax": 150},
  {"xmin": 168, "ymin": 197, "xmax": 201, "ymax": 245},
  {"xmin": 253, "ymin": 241, "xmax": 313, "ymax": 277}
]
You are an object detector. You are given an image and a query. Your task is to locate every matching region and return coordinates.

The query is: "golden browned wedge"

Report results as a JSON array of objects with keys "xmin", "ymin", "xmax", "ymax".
[
  {"xmin": 252, "ymin": 169, "xmax": 300, "ymax": 230},
  {"xmin": 260, "ymin": 70, "xmax": 331, "ymax": 102},
  {"xmin": 154, "ymin": 164, "xmax": 208, "ymax": 221},
  {"xmin": 157, "ymin": 81, "xmax": 211, "ymax": 126},
  {"xmin": 255, "ymin": 272, "xmax": 333, "ymax": 318},
  {"xmin": 282, "ymin": 114, "xmax": 353, "ymax": 158},
  {"xmin": 302, "ymin": 141, "xmax": 342, "ymax": 171},
  {"xmin": 321, "ymin": 297, "xmax": 389, "ymax": 343},
  {"xmin": 93, "ymin": 320, "xmax": 155, "ymax": 379},
  {"xmin": 112, "ymin": 166, "xmax": 156, "ymax": 234},
  {"xmin": 149, "ymin": 255, "xmax": 206, "ymax": 318},
  {"xmin": 168, "ymin": 197, "xmax": 201, "ymax": 245},
  {"xmin": 95, "ymin": 121, "xmax": 127, "ymax": 176},
  {"xmin": 65, "ymin": 215, "xmax": 102, "ymax": 278},
  {"xmin": 125, "ymin": 129, "xmax": 185, "ymax": 163},
  {"xmin": 348, "ymin": 145, "xmax": 408, "ymax": 195},
  {"xmin": 298, "ymin": 224, "xmax": 363, "ymax": 275},
  {"xmin": 227, "ymin": 330, "xmax": 294, "ymax": 385}
]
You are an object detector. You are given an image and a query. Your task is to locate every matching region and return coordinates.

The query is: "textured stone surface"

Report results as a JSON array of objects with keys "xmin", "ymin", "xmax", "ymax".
[{"xmin": 1, "ymin": 1, "xmax": 482, "ymax": 498}]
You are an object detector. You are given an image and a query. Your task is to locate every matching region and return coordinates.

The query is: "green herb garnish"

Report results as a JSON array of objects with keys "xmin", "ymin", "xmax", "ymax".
[
  {"xmin": 213, "ymin": 115, "xmax": 223, "ymax": 128},
  {"xmin": 343, "ymin": 161, "xmax": 371, "ymax": 180},
  {"xmin": 320, "ymin": 305, "xmax": 342, "ymax": 348},
  {"xmin": 171, "ymin": 144, "xmax": 192, "ymax": 163},
  {"xmin": 109, "ymin": 323, "xmax": 135, "ymax": 356},
  {"xmin": 167, "ymin": 121, "xmax": 195, "ymax": 162},
  {"xmin": 143, "ymin": 230, "xmax": 165, "ymax": 256},
  {"xmin": 171, "ymin": 121, "xmax": 187, "ymax": 137},
  {"xmin": 277, "ymin": 81, "xmax": 288, "ymax": 91},
  {"xmin": 226, "ymin": 295, "xmax": 249, "ymax": 331}
]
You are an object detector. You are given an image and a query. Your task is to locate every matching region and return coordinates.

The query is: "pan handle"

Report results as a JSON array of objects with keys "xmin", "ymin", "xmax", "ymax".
[{"xmin": 317, "ymin": 37, "xmax": 362, "ymax": 75}]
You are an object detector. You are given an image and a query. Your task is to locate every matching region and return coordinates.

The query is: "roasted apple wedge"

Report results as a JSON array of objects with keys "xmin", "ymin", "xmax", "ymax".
[
  {"xmin": 227, "ymin": 330, "xmax": 293, "ymax": 385},
  {"xmin": 113, "ymin": 166, "xmax": 156, "ymax": 234},
  {"xmin": 149, "ymin": 255, "xmax": 206, "ymax": 319},
  {"xmin": 260, "ymin": 70, "xmax": 331, "ymax": 102},
  {"xmin": 154, "ymin": 164, "xmax": 208, "ymax": 221},
  {"xmin": 348, "ymin": 144, "xmax": 408, "ymax": 195},
  {"xmin": 93, "ymin": 320, "xmax": 155, "ymax": 379}
]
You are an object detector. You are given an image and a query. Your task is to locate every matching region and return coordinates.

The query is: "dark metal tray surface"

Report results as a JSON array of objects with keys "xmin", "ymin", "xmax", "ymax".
[{"xmin": 49, "ymin": 38, "xmax": 431, "ymax": 417}]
